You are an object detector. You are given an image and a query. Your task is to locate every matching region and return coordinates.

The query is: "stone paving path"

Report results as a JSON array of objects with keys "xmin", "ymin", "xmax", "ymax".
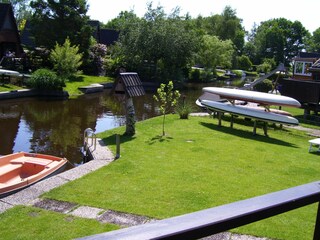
[{"xmin": 0, "ymin": 137, "xmax": 271, "ymax": 240}]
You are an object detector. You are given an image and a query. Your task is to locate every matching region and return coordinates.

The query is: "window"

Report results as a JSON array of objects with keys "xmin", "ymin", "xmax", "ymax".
[{"xmin": 294, "ymin": 61, "xmax": 312, "ymax": 76}]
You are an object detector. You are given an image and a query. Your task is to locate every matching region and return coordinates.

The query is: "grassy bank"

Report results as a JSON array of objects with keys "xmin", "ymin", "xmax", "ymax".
[
  {"xmin": 0, "ymin": 74, "xmax": 114, "ymax": 97},
  {"xmin": 63, "ymin": 75, "xmax": 113, "ymax": 97},
  {"xmin": 38, "ymin": 114, "xmax": 320, "ymax": 239},
  {"xmin": 0, "ymin": 83, "xmax": 23, "ymax": 92}
]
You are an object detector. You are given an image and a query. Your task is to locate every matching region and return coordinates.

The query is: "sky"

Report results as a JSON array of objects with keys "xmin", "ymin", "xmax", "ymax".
[{"xmin": 87, "ymin": 0, "xmax": 320, "ymax": 33}]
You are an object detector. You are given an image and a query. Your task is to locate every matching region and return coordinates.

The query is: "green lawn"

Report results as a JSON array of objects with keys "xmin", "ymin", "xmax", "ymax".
[
  {"xmin": 0, "ymin": 83, "xmax": 23, "ymax": 92},
  {"xmin": 63, "ymin": 75, "xmax": 113, "ymax": 97},
  {"xmin": 39, "ymin": 114, "xmax": 320, "ymax": 239},
  {"xmin": 0, "ymin": 74, "xmax": 114, "ymax": 97},
  {"xmin": 0, "ymin": 206, "xmax": 118, "ymax": 240}
]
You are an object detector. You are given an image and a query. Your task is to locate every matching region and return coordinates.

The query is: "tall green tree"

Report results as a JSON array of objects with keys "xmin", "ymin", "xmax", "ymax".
[
  {"xmin": 192, "ymin": 6, "xmax": 245, "ymax": 54},
  {"xmin": 112, "ymin": 3, "xmax": 199, "ymax": 83},
  {"xmin": 253, "ymin": 18, "xmax": 309, "ymax": 66},
  {"xmin": 103, "ymin": 10, "xmax": 138, "ymax": 31},
  {"xmin": 196, "ymin": 35, "xmax": 234, "ymax": 70},
  {"xmin": 307, "ymin": 28, "xmax": 320, "ymax": 53},
  {"xmin": 215, "ymin": 6, "xmax": 245, "ymax": 53},
  {"xmin": 30, "ymin": 0, "xmax": 92, "ymax": 58}
]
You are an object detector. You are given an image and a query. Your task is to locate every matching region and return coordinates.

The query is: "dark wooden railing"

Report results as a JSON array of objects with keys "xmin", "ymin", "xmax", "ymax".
[{"xmin": 78, "ymin": 181, "xmax": 320, "ymax": 240}]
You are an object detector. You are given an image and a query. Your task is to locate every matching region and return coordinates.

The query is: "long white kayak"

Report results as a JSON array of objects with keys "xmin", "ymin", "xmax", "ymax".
[
  {"xmin": 197, "ymin": 99, "xmax": 299, "ymax": 125},
  {"xmin": 202, "ymin": 87, "xmax": 301, "ymax": 107}
]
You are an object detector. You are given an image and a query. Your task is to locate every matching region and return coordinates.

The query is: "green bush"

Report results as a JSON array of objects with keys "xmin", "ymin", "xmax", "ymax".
[
  {"xmin": 256, "ymin": 58, "xmax": 276, "ymax": 73},
  {"xmin": 236, "ymin": 55, "xmax": 252, "ymax": 71},
  {"xmin": 28, "ymin": 69, "xmax": 65, "ymax": 90},
  {"xmin": 189, "ymin": 68, "xmax": 201, "ymax": 82},
  {"xmin": 253, "ymin": 79, "xmax": 273, "ymax": 93},
  {"xmin": 50, "ymin": 38, "xmax": 82, "ymax": 79},
  {"xmin": 232, "ymin": 70, "xmax": 244, "ymax": 78}
]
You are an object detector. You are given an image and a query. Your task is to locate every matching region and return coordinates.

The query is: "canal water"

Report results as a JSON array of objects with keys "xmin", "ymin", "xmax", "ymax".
[{"xmin": 0, "ymin": 80, "xmax": 247, "ymax": 166}]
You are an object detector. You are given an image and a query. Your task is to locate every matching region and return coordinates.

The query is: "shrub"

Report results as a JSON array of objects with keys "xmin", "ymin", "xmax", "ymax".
[
  {"xmin": 189, "ymin": 68, "xmax": 201, "ymax": 82},
  {"xmin": 253, "ymin": 79, "xmax": 273, "ymax": 93},
  {"xmin": 256, "ymin": 58, "xmax": 276, "ymax": 73},
  {"xmin": 50, "ymin": 38, "xmax": 82, "ymax": 79},
  {"xmin": 27, "ymin": 68, "xmax": 65, "ymax": 90},
  {"xmin": 87, "ymin": 43, "xmax": 108, "ymax": 76},
  {"xmin": 236, "ymin": 55, "xmax": 252, "ymax": 71},
  {"xmin": 232, "ymin": 70, "xmax": 245, "ymax": 78}
]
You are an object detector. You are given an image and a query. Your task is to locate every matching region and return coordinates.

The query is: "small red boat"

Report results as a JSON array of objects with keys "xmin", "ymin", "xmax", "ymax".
[{"xmin": 0, "ymin": 152, "xmax": 67, "ymax": 197}]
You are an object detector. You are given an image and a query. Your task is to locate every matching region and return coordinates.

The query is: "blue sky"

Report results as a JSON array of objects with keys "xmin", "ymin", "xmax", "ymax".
[{"xmin": 87, "ymin": 0, "xmax": 320, "ymax": 33}]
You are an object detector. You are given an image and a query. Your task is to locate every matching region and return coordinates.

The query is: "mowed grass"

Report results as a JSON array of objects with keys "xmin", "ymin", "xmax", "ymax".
[
  {"xmin": 0, "ymin": 83, "xmax": 23, "ymax": 92},
  {"xmin": 0, "ymin": 206, "xmax": 118, "ymax": 240},
  {"xmin": 41, "ymin": 114, "xmax": 320, "ymax": 239},
  {"xmin": 63, "ymin": 75, "xmax": 113, "ymax": 97}
]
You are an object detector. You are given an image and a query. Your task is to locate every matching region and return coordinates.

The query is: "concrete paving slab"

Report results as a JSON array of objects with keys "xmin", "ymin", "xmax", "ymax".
[
  {"xmin": 70, "ymin": 206, "xmax": 105, "ymax": 219},
  {"xmin": 33, "ymin": 198, "xmax": 77, "ymax": 214},
  {"xmin": 58, "ymin": 165, "xmax": 97, "ymax": 181},
  {"xmin": 31, "ymin": 175, "xmax": 69, "ymax": 192},
  {"xmin": 0, "ymin": 200, "xmax": 14, "ymax": 214},
  {"xmin": 58, "ymin": 160, "xmax": 110, "ymax": 181},
  {"xmin": 89, "ymin": 139, "xmax": 114, "ymax": 160},
  {"xmin": 98, "ymin": 209, "xmax": 153, "ymax": 227},
  {"xmin": 230, "ymin": 234, "xmax": 269, "ymax": 240},
  {"xmin": 82, "ymin": 159, "xmax": 112, "ymax": 171},
  {"xmin": 1, "ymin": 187, "xmax": 43, "ymax": 206},
  {"xmin": 201, "ymin": 232, "xmax": 232, "ymax": 240}
]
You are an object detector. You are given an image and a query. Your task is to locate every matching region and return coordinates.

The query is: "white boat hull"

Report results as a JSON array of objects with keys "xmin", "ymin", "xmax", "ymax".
[
  {"xmin": 202, "ymin": 87, "xmax": 301, "ymax": 107},
  {"xmin": 197, "ymin": 99, "xmax": 299, "ymax": 126},
  {"xmin": 0, "ymin": 69, "xmax": 20, "ymax": 76}
]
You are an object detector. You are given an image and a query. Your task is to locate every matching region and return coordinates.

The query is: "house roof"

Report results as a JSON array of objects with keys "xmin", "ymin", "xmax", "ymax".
[
  {"xmin": 0, "ymin": 3, "xmax": 23, "ymax": 56},
  {"xmin": 100, "ymin": 29, "xmax": 119, "ymax": 46},
  {"xmin": 297, "ymin": 52, "xmax": 320, "ymax": 59},
  {"xmin": 20, "ymin": 21, "xmax": 35, "ymax": 48},
  {"xmin": 21, "ymin": 20, "xmax": 119, "ymax": 49},
  {"xmin": 88, "ymin": 20, "xmax": 100, "ymax": 41}
]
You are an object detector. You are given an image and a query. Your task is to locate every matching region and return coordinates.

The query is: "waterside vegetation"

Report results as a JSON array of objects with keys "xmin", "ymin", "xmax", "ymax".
[{"xmin": 0, "ymin": 74, "xmax": 113, "ymax": 97}]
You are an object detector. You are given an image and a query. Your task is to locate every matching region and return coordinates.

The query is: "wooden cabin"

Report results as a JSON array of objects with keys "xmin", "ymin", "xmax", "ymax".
[
  {"xmin": 278, "ymin": 53, "xmax": 320, "ymax": 111},
  {"xmin": 0, "ymin": 3, "xmax": 23, "ymax": 59}
]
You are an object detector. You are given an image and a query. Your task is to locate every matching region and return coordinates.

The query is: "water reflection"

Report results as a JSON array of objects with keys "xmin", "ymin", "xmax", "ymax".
[
  {"xmin": 0, "ymin": 90, "xmax": 158, "ymax": 166},
  {"xmin": 0, "ymin": 79, "xmax": 248, "ymax": 165}
]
